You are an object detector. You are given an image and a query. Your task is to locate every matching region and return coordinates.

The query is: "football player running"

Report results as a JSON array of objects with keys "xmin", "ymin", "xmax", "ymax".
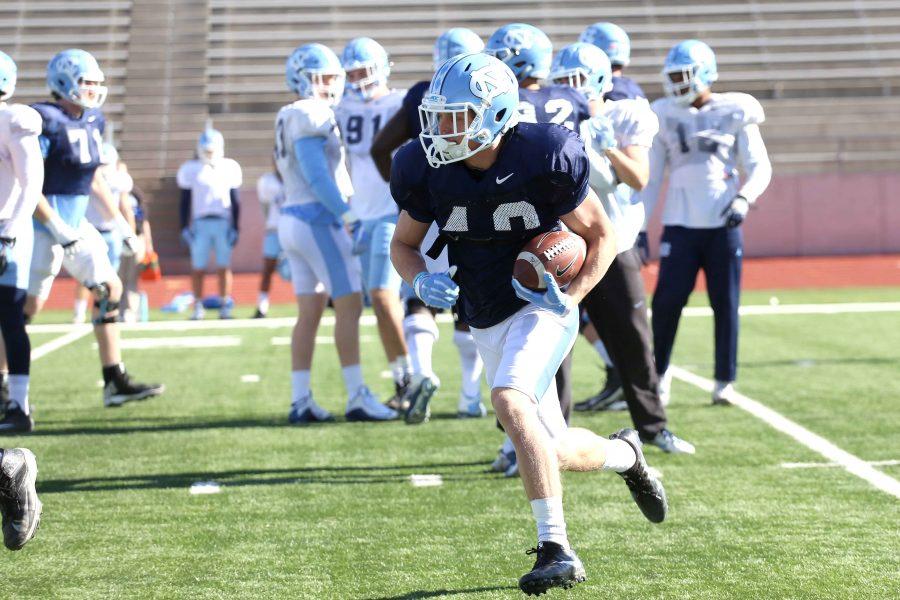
[
  {"xmin": 276, "ymin": 43, "xmax": 394, "ymax": 423},
  {"xmin": 390, "ymin": 53, "xmax": 668, "ymax": 596},
  {"xmin": 26, "ymin": 49, "xmax": 163, "ymax": 409},
  {"xmin": 636, "ymin": 40, "xmax": 771, "ymax": 405},
  {"xmin": 370, "ymin": 28, "xmax": 487, "ymax": 424},
  {"xmin": 551, "ymin": 43, "xmax": 695, "ymax": 454},
  {"xmin": 334, "ymin": 38, "xmax": 413, "ymax": 408},
  {"xmin": 0, "ymin": 51, "xmax": 43, "ymax": 433},
  {"xmin": 177, "ymin": 125, "xmax": 242, "ymax": 320},
  {"xmin": 253, "ymin": 161, "xmax": 285, "ymax": 319},
  {"xmin": 484, "ymin": 22, "xmax": 590, "ymax": 476}
]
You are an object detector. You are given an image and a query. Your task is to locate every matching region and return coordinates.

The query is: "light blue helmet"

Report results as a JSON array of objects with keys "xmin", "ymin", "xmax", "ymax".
[
  {"xmin": 662, "ymin": 40, "xmax": 718, "ymax": 105},
  {"xmin": 47, "ymin": 49, "xmax": 107, "ymax": 108},
  {"xmin": 0, "ymin": 51, "xmax": 16, "ymax": 101},
  {"xmin": 433, "ymin": 28, "xmax": 484, "ymax": 70},
  {"xmin": 549, "ymin": 43, "xmax": 613, "ymax": 101},
  {"xmin": 485, "ymin": 23, "xmax": 553, "ymax": 82},
  {"xmin": 418, "ymin": 53, "xmax": 519, "ymax": 167},
  {"xmin": 341, "ymin": 37, "xmax": 390, "ymax": 101},
  {"xmin": 285, "ymin": 43, "xmax": 345, "ymax": 105},
  {"xmin": 580, "ymin": 23, "xmax": 631, "ymax": 67},
  {"xmin": 197, "ymin": 125, "xmax": 224, "ymax": 164}
]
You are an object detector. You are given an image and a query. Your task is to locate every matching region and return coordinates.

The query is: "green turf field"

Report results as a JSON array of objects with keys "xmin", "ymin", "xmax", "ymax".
[{"xmin": 2, "ymin": 288, "xmax": 899, "ymax": 598}]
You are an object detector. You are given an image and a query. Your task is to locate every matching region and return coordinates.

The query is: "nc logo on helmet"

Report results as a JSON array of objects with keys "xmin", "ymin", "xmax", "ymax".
[
  {"xmin": 503, "ymin": 29, "xmax": 533, "ymax": 50},
  {"xmin": 469, "ymin": 64, "xmax": 512, "ymax": 104}
]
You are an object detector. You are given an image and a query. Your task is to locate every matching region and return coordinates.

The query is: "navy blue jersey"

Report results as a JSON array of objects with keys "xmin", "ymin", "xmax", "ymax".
[
  {"xmin": 402, "ymin": 80, "xmax": 429, "ymax": 138},
  {"xmin": 32, "ymin": 102, "xmax": 105, "ymax": 196},
  {"xmin": 391, "ymin": 122, "xmax": 590, "ymax": 328},
  {"xmin": 518, "ymin": 85, "xmax": 591, "ymax": 131},
  {"xmin": 606, "ymin": 76, "xmax": 646, "ymax": 102}
]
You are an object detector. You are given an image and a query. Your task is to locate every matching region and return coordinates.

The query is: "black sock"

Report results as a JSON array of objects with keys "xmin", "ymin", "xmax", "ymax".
[{"xmin": 102, "ymin": 363, "xmax": 125, "ymax": 384}]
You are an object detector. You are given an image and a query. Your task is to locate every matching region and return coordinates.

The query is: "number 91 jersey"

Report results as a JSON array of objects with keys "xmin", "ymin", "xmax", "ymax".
[
  {"xmin": 518, "ymin": 85, "xmax": 591, "ymax": 131},
  {"xmin": 31, "ymin": 102, "xmax": 105, "ymax": 196},
  {"xmin": 334, "ymin": 90, "xmax": 405, "ymax": 220},
  {"xmin": 391, "ymin": 122, "xmax": 589, "ymax": 329}
]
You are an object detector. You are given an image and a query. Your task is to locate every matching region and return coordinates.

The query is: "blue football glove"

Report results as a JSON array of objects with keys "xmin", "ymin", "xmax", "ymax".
[
  {"xmin": 413, "ymin": 267, "xmax": 459, "ymax": 309},
  {"xmin": 227, "ymin": 227, "xmax": 239, "ymax": 247},
  {"xmin": 511, "ymin": 273, "xmax": 576, "ymax": 317},
  {"xmin": 636, "ymin": 231, "xmax": 650, "ymax": 266},
  {"xmin": 587, "ymin": 115, "xmax": 617, "ymax": 151},
  {"xmin": 720, "ymin": 195, "xmax": 750, "ymax": 228},
  {"xmin": 181, "ymin": 227, "xmax": 193, "ymax": 247},
  {"xmin": 349, "ymin": 221, "xmax": 370, "ymax": 256}
]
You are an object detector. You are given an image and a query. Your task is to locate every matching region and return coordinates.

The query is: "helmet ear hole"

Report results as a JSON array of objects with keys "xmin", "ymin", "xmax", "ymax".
[{"xmin": 494, "ymin": 108, "xmax": 507, "ymax": 123}]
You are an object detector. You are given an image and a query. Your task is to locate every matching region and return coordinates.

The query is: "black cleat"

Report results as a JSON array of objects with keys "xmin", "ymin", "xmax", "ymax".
[
  {"xmin": 252, "ymin": 308, "xmax": 266, "ymax": 319},
  {"xmin": 104, "ymin": 369, "xmax": 165, "ymax": 407},
  {"xmin": 574, "ymin": 366, "xmax": 624, "ymax": 411},
  {"xmin": 518, "ymin": 542, "xmax": 586, "ymax": 596},
  {"xmin": 610, "ymin": 428, "xmax": 668, "ymax": 523},
  {"xmin": 0, "ymin": 448, "xmax": 42, "ymax": 550},
  {"xmin": 0, "ymin": 408, "xmax": 33, "ymax": 434},
  {"xmin": 404, "ymin": 375, "xmax": 438, "ymax": 425}
]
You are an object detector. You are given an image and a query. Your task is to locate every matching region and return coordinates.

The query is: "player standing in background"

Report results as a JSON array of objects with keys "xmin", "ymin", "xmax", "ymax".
[
  {"xmin": 637, "ymin": 40, "xmax": 772, "ymax": 405},
  {"xmin": 254, "ymin": 162, "xmax": 285, "ymax": 319},
  {"xmin": 276, "ymin": 43, "xmax": 394, "ymax": 423},
  {"xmin": 335, "ymin": 37, "xmax": 412, "ymax": 408},
  {"xmin": 73, "ymin": 142, "xmax": 136, "ymax": 323},
  {"xmin": 390, "ymin": 53, "xmax": 667, "ymax": 595},
  {"xmin": 551, "ymin": 42, "xmax": 695, "ymax": 454},
  {"xmin": 27, "ymin": 49, "xmax": 162, "ymax": 409},
  {"xmin": 178, "ymin": 126, "xmax": 242, "ymax": 320},
  {"xmin": 0, "ymin": 51, "xmax": 43, "ymax": 432},
  {"xmin": 0, "ymin": 447, "xmax": 41, "ymax": 550},
  {"xmin": 484, "ymin": 22, "xmax": 591, "ymax": 476},
  {"xmin": 370, "ymin": 28, "xmax": 487, "ymax": 423}
]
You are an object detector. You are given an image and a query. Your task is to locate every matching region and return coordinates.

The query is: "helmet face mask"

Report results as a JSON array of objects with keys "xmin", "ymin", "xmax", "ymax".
[
  {"xmin": 418, "ymin": 53, "xmax": 519, "ymax": 168},
  {"xmin": 310, "ymin": 71, "xmax": 345, "ymax": 105},
  {"xmin": 662, "ymin": 40, "xmax": 718, "ymax": 106},
  {"xmin": 345, "ymin": 64, "xmax": 386, "ymax": 100}
]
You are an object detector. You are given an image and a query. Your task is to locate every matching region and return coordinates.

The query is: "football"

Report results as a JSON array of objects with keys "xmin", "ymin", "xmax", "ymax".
[{"xmin": 513, "ymin": 230, "xmax": 587, "ymax": 291}]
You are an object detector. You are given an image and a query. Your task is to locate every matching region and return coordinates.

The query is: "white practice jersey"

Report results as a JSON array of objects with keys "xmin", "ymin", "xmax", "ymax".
[
  {"xmin": 636, "ymin": 92, "xmax": 772, "ymax": 229},
  {"xmin": 256, "ymin": 171, "xmax": 285, "ymax": 231},
  {"xmin": 334, "ymin": 90, "xmax": 405, "ymax": 221},
  {"xmin": 177, "ymin": 157, "xmax": 242, "ymax": 220},
  {"xmin": 0, "ymin": 103, "xmax": 43, "ymax": 239},
  {"xmin": 274, "ymin": 98, "xmax": 353, "ymax": 209},
  {"xmin": 86, "ymin": 165, "xmax": 134, "ymax": 230},
  {"xmin": 580, "ymin": 98, "xmax": 659, "ymax": 253}
]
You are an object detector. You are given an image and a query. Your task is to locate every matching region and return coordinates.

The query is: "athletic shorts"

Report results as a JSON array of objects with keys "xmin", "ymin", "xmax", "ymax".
[
  {"xmin": 190, "ymin": 216, "xmax": 232, "ymax": 270},
  {"xmin": 262, "ymin": 229, "xmax": 282, "ymax": 260},
  {"xmin": 360, "ymin": 214, "xmax": 402, "ymax": 293},
  {"xmin": 29, "ymin": 221, "xmax": 118, "ymax": 300},
  {"xmin": 277, "ymin": 214, "xmax": 361, "ymax": 299}
]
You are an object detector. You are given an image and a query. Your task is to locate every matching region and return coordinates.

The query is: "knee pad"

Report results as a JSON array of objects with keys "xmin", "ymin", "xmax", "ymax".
[
  {"xmin": 91, "ymin": 284, "xmax": 120, "ymax": 324},
  {"xmin": 403, "ymin": 311, "xmax": 439, "ymax": 341}
]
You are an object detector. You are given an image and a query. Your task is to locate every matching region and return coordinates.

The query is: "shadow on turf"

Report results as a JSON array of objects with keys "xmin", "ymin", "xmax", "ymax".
[
  {"xmin": 29, "ymin": 412, "xmax": 469, "ymax": 437},
  {"xmin": 367, "ymin": 586, "xmax": 517, "ymax": 599},
  {"xmin": 38, "ymin": 460, "xmax": 498, "ymax": 494}
]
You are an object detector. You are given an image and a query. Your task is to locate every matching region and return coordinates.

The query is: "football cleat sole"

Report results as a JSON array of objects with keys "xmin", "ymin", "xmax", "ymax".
[
  {"xmin": 103, "ymin": 383, "xmax": 166, "ymax": 408},
  {"xmin": 404, "ymin": 377, "xmax": 437, "ymax": 425}
]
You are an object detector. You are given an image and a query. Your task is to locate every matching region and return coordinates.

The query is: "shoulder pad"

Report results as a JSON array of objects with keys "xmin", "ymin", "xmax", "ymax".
[
  {"xmin": 649, "ymin": 97, "xmax": 672, "ymax": 116},
  {"xmin": 283, "ymin": 100, "xmax": 335, "ymax": 138},
  {"xmin": 7, "ymin": 104, "xmax": 43, "ymax": 136},
  {"xmin": 719, "ymin": 93, "xmax": 764, "ymax": 125}
]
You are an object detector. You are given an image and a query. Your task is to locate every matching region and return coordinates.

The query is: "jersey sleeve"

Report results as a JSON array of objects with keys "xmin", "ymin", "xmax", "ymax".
[
  {"xmin": 284, "ymin": 103, "xmax": 337, "ymax": 141},
  {"xmin": 723, "ymin": 93, "xmax": 765, "ymax": 126},
  {"xmin": 546, "ymin": 125, "xmax": 590, "ymax": 216},
  {"xmin": 389, "ymin": 142, "xmax": 433, "ymax": 223},
  {"xmin": 614, "ymin": 100, "xmax": 659, "ymax": 148},
  {"xmin": 8, "ymin": 105, "xmax": 43, "ymax": 138},
  {"xmin": 176, "ymin": 161, "xmax": 194, "ymax": 189},
  {"xmin": 226, "ymin": 158, "xmax": 243, "ymax": 189}
]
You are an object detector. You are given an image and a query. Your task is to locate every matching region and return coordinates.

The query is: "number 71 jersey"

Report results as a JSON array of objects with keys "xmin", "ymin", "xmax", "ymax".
[
  {"xmin": 31, "ymin": 102, "xmax": 105, "ymax": 196},
  {"xmin": 334, "ymin": 90, "xmax": 405, "ymax": 220}
]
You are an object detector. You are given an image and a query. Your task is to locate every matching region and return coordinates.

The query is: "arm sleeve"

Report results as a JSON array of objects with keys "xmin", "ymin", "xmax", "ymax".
[
  {"xmin": 179, "ymin": 189, "xmax": 191, "ymax": 230},
  {"xmin": 635, "ymin": 134, "xmax": 667, "ymax": 230},
  {"xmin": 736, "ymin": 124, "xmax": 772, "ymax": 204},
  {"xmin": 230, "ymin": 188, "xmax": 240, "ymax": 229},
  {"xmin": 293, "ymin": 136, "xmax": 349, "ymax": 218},
  {"xmin": 3, "ymin": 126, "xmax": 44, "ymax": 238}
]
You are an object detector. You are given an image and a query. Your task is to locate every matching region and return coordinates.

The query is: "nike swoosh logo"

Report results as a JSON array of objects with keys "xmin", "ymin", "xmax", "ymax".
[
  {"xmin": 555, "ymin": 255, "xmax": 578, "ymax": 278},
  {"xmin": 495, "ymin": 173, "xmax": 514, "ymax": 184}
]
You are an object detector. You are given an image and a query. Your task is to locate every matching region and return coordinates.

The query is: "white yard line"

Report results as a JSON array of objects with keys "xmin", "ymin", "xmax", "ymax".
[
  {"xmin": 25, "ymin": 301, "xmax": 900, "ymax": 335},
  {"xmin": 782, "ymin": 459, "xmax": 900, "ymax": 469},
  {"xmin": 31, "ymin": 325, "xmax": 93, "ymax": 361},
  {"xmin": 92, "ymin": 335, "xmax": 242, "ymax": 350},
  {"xmin": 670, "ymin": 365, "xmax": 900, "ymax": 499}
]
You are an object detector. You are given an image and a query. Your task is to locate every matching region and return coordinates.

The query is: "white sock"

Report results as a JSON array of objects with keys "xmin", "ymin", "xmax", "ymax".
[
  {"xmin": 9, "ymin": 374, "xmax": 30, "ymax": 415},
  {"xmin": 341, "ymin": 364, "xmax": 364, "ymax": 398},
  {"xmin": 392, "ymin": 355, "xmax": 412, "ymax": 385},
  {"xmin": 291, "ymin": 370, "xmax": 311, "ymax": 403},
  {"xmin": 602, "ymin": 439, "xmax": 637, "ymax": 473},
  {"xmin": 530, "ymin": 497, "xmax": 569, "ymax": 548},
  {"xmin": 501, "ymin": 435, "xmax": 516, "ymax": 456},
  {"xmin": 404, "ymin": 313, "xmax": 438, "ymax": 376},
  {"xmin": 73, "ymin": 298, "xmax": 88, "ymax": 320},
  {"xmin": 257, "ymin": 292, "xmax": 269, "ymax": 314},
  {"xmin": 453, "ymin": 330, "xmax": 483, "ymax": 398},
  {"xmin": 593, "ymin": 340, "xmax": 612, "ymax": 366}
]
